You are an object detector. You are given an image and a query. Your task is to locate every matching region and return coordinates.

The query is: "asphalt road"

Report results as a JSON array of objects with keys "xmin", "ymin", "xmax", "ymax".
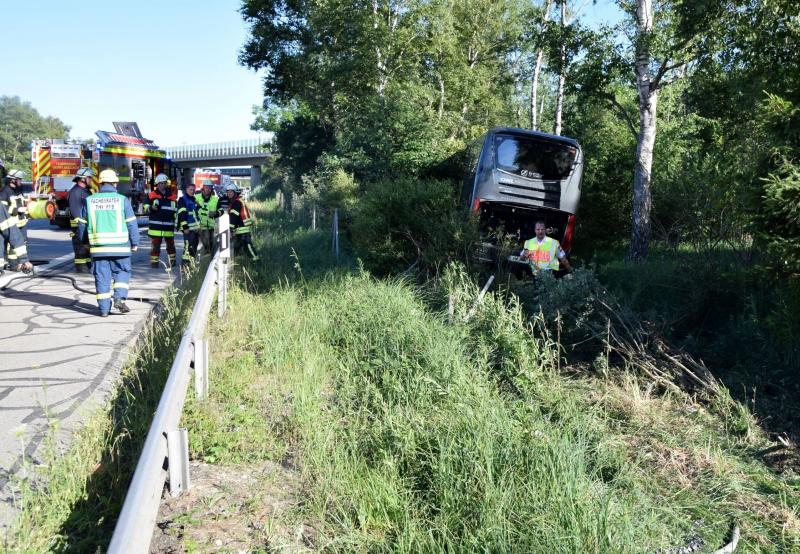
[
  {"xmin": 0, "ymin": 219, "xmax": 182, "ymax": 530},
  {"xmin": 24, "ymin": 219, "xmax": 73, "ymax": 265}
]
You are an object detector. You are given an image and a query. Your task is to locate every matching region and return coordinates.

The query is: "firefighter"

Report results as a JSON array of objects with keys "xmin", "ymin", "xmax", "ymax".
[
  {"xmin": 177, "ymin": 182, "xmax": 200, "ymax": 260},
  {"xmin": 225, "ymin": 183, "xmax": 260, "ymax": 261},
  {"xmin": 68, "ymin": 168, "xmax": 94, "ymax": 273},
  {"xmin": 0, "ymin": 202, "xmax": 33, "ymax": 273},
  {"xmin": 196, "ymin": 179, "xmax": 221, "ymax": 255},
  {"xmin": 520, "ymin": 221, "xmax": 571, "ymax": 274},
  {"xmin": 146, "ymin": 173, "xmax": 178, "ymax": 268},
  {"xmin": 76, "ymin": 169, "xmax": 139, "ymax": 317},
  {"xmin": 1, "ymin": 169, "xmax": 29, "ymax": 270}
]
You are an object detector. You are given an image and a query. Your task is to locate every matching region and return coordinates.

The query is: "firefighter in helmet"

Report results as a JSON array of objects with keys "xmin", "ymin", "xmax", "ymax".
[
  {"xmin": 76, "ymin": 169, "xmax": 139, "ymax": 317},
  {"xmin": 0, "ymin": 202, "xmax": 32, "ymax": 274},
  {"xmin": 176, "ymin": 182, "xmax": 200, "ymax": 260},
  {"xmin": 1, "ymin": 169, "xmax": 29, "ymax": 270},
  {"xmin": 146, "ymin": 173, "xmax": 178, "ymax": 268},
  {"xmin": 225, "ymin": 183, "xmax": 259, "ymax": 261},
  {"xmin": 196, "ymin": 179, "xmax": 222, "ymax": 255},
  {"xmin": 69, "ymin": 167, "xmax": 94, "ymax": 273}
]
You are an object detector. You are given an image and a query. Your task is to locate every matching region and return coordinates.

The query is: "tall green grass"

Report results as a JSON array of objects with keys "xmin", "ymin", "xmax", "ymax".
[{"xmin": 178, "ymin": 199, "xmax": 799, "ymax": 552}]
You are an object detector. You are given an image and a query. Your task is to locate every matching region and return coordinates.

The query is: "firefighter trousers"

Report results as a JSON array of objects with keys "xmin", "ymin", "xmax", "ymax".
[
  {"xmin": 198, "ymin": 229, "xmax": 215, "ymax": 255},
  {"xmin": 149, "ymin": 235, "xmax": 176, "ymax": 267},
  {"xmin": 183, "ymin": 230, "xmax": 199, "ymax": 259},
  {"xmin": 5, "ymin": 225, "xmax": 27, "ymax": 266},
  {"xmin": 71, "ymin": 231, "xmax": 91, "ymax": 272},
  {"xmin": 233, "ymin": 233, "xmax": 260, "ymax": 261},
  {"xmin": 92, "ymin": 256, "xmax": 131, "ymax": 315}
]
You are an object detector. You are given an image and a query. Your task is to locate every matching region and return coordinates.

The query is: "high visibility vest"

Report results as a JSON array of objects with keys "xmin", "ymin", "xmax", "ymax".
[
  {"xmin": 523, "ymin": 236, "xmax": 560, "ymax": 271},
  {"xmin": 196, "ymin": 193, "xmax": 219, "ymax": 229},
  {"xmin": 86, "ymin": 192, "xmax": 131, "ymax": 256}
]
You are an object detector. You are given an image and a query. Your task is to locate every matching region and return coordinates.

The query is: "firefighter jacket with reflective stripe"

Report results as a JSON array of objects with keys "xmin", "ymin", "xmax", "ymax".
[
  {"xmin": 147, "ymin": 190, "xmax": 177, "ymax": 237},
  {"xmin": 0, "ymin": 202, "xmax": 28, "ymax": 263},
  {"xmin": 177, "ymin": 194, "xmax": 200, "ymax": 231},
  {"xmin": 77, "ymin": 185, "xmax": 139, "ymax": 258},
  {"xmin": 228, "ymin": 197, "xmax": 253, "ymax": 235},
  {"xmin": 523, "ymin": 236, "xmax": 560, "ymax": 271},
  {"xmin": 68, "ymin": 183, "xmax": 90, "ymax": 228},
  {"xmin": 0, "ymin": 185, "xmax": 28, "ymax": 228},
  {"xmin": 196, "ymin": 192, "xmax": 220, "ymax": 229}
]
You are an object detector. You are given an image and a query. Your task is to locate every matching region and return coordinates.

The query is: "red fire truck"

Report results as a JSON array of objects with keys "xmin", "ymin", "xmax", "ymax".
[{"xmin": 30, "ymin": 123, "xmax": 175, "ymax": 227}]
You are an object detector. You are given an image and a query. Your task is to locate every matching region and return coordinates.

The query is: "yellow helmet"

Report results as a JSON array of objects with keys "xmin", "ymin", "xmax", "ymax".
[{"xmin": 99, "ymin": 169, "xmax": 119, "ymax": 184}]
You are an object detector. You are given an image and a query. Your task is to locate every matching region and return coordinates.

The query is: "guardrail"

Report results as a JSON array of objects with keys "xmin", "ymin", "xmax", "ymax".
[{"xmin": 107, "ymin": 215, "xmax": 232, "ymax": 554}]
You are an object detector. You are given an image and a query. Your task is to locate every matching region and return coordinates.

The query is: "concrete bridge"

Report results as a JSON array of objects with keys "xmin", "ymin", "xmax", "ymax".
[{"xmin": 165, "ymin": 136, "xmax": 273, "ymax": 187}]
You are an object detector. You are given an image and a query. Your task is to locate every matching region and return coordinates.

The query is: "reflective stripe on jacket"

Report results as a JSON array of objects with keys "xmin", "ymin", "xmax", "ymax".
[
  {"xmin": 147, "ymin": 190, "xmax": 177, "ymax": 237},
  {"xmin": 77, "ymin": 185, "xmax": 139, "ymax": 258},
  {"xmin": 68, "ymin": 184, "xmax": 90, "ymax": 228},
  {"xmin": 228, "ymin": 197, "xmax": 253, "ymax": 235},
  {"xmin": 196, "ymin": 193, "xmax": 220, "ymax": 229},
  {"xmin": 177, "ymin": 194, "xmax": 200, "ymax": 231},
  {"xmin": 0, "ymin": 187, "xmax": 27, "ymax": 228},
  {"xmin": 0, "ymin": 203, "xmax": 28, "ymax": 263},
  {"xmin": 523, "ymin": 236, "xmax": 560, "ymax": 271}
]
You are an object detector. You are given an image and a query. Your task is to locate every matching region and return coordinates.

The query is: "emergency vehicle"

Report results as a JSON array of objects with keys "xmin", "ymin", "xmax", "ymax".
[
  {"xmin": 193, "ymin": 168, "xmax": 222, "ymax": 188},
  {"xmin": 30, "ymin": 122, "xmax": 175, "ymax": 228}
]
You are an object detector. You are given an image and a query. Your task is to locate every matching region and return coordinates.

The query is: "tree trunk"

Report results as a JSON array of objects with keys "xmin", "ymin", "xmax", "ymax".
[
  {"xmin": 437, "ymin": 74, "xmax": 445, "ymax": 120},
  {"xmin": 530, "ymin": 0, "xmax": 552, "ymax": 130},
  {"xmin": 629, "ymin": 0, "xmax": 656, "ymax": 260},
  {"xmin": 553, "ymin": 0, "xmax": 567, "ymax": 135}
]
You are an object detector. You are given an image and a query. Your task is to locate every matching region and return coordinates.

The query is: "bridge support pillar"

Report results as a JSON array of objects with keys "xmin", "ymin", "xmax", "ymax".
[{"xmin": 250, "ymin": 166, "xmax": 261, "ymax": 189}]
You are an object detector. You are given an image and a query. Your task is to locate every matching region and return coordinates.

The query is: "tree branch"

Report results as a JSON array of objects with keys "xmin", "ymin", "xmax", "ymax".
[{"xmin": 605, "ymin": 93, "xmax": 639, "ymax": 139}]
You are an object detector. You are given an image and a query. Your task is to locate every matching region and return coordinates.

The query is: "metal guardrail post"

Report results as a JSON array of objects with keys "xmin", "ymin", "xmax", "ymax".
[
  {"xmin": 166, "ymin": 429, "xmax": 190, "ymax": 496},
  {"xmin": 217, "ymin": 214, "xmax": 231, "ymax": 317},
  {"xmin": 192, "ymin": 338, "xmax": 208, "ymax": 399}
]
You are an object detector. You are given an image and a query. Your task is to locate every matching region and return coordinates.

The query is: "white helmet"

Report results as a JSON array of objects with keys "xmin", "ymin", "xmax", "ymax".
[
  {"xmin": 225, "ymin": 183, "xmax": 239, "ymax": 193},
  {"xmin": 201, "ymin": 179, "xmax": 214, "ymax": 188},
  {"xmin": 99, "ymin": 169, "xmax": 119, "ymax": 184},
  {"xmin": 154, "ymin": 173, "xmax": 169, "ymax": 185},
  {"xmin": 7, "ymin": 169, "xmax": 25, "ymax": 180},
  {"xmin": 73, "ymin": 167, "xmax": 95, "ymax": 182}
]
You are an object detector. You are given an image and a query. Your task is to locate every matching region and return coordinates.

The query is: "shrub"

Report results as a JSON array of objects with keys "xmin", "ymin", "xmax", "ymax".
[{"xmin": 349, "ymin": 176, "xmax": 478, "ymax": 275}]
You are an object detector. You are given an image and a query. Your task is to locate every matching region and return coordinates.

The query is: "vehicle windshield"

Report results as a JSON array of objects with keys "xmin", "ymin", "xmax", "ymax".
[{"xmin": 494, "ymin": 134, "xmax": 577, "ymax": 180}]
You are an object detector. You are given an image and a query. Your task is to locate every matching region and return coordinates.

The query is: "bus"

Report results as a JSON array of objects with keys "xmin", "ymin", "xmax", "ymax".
[{"xmin": 461, "ymin": 127, "xmax": 584, "ymax": 267}]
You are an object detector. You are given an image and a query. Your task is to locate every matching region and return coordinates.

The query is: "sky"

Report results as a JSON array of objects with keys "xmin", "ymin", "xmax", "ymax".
[
  {"xmin": 3, "ymin": 0, "xmax": 624, "ymax": 148},
  {"xmin": 3, "ymin": 0, "xmax": 266, "ymax": 147}
]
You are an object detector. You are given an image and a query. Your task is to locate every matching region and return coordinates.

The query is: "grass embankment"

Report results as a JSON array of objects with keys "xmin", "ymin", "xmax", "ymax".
[
  {"xmin": 3, "ymin": 262, "xmax": 205, "ymax": 553},
  {"xmin": 175, "ymin": 201, "xmax": 799, "ymax": 552}
]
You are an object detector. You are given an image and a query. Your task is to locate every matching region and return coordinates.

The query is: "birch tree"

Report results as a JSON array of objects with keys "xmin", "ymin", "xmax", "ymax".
[{"xmin": 623, "ymin": 0, "xmax": 724, "ymax": 259}]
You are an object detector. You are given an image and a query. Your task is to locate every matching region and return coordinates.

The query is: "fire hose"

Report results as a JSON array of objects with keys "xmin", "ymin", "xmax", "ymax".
[{"xmin": 1, "ymin": 263, "xmax": 156, "ymax": 303}]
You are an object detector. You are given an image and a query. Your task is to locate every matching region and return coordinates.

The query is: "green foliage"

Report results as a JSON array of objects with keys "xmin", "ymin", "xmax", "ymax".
[
  {"xmin": 0, "ymin": 96, "xmax": 70, "ymax": 171},
  {"xmin": 348, "ymin": 176, "xmax": 478, "ymax": 275}
]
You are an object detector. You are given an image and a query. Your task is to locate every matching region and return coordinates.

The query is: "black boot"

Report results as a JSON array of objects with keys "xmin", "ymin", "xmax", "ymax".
[{"xmin": 114, "ymin": 298, "xmax": 131, "ymax": 314}]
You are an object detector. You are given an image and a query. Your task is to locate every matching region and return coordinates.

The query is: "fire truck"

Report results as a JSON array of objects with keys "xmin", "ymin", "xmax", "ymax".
[
  {"xmin": 30, "ymin": 122, "xmax": 175, "ymax": 228},
  {"xmin": 193, "ymin": 168, "xmax": 222, "ymax": 188}
]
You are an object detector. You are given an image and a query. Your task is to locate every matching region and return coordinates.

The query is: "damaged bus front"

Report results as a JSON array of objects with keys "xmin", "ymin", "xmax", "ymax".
[{"xmin": 461, "ymin": 127, "xmax": 583, "ymax": 268}]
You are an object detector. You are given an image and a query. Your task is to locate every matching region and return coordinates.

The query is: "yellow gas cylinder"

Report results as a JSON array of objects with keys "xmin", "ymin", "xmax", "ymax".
[{"xmin": 27, "ymin": 198, "xmax": 56, "ymax": 220}]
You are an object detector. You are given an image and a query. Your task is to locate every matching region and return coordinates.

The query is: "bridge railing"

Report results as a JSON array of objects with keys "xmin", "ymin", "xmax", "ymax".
[
  {"xmin": 106, "ymin": 216, "xmax": 231, "ymax": 554},
  {"xmin": 165, "ymin": 136, "xmax": 273, "ymax": 161}
]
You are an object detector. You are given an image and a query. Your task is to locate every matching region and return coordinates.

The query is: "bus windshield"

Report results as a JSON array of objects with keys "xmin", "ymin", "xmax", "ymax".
[{"xmin": 494, "ymin": 134, "xmax": 577, "ymax": 181}]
